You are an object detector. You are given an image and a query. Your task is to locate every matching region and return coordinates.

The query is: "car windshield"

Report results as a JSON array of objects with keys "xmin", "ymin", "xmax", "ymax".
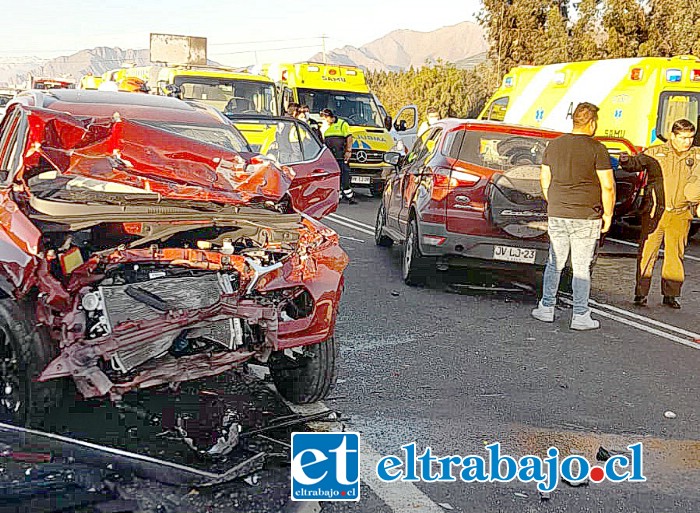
[
  {"xmin": 297, "ymin": 88, "xmax": 383, "ymax": 128},
  {"xmin": 455, "ymin": 131, "xmax": 551, "ymax": 171},
  {"xmin": 138, "ymin": 120, "xmax": 250, "ymax": 153},
  {"xmin": 173, "ymin": 77, "xmax": 278, "ymax": 116}
]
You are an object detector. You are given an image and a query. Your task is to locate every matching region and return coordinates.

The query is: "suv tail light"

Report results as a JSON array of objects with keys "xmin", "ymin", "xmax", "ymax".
[{"xmin": 431, "ymin": 167, "xmax": 480, "ymax": 201}]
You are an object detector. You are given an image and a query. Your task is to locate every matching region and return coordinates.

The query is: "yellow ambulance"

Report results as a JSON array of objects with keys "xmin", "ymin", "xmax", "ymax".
[
  {"xmin": 480, "ymin": 55, "xmax": 700, "ymax": 149},
  {"xmin": 259, "ymin": 62, "xmax": 396, "ymax": 195},
  {"xmin": 115, "ymin": 64, "xmax": 279, "ymax": 116}
]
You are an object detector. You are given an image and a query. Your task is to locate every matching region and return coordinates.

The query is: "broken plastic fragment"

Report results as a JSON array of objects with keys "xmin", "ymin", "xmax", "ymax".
[
  {"xmin": 664, "ymin": 411, "xmax": 677, "ymax": 419},
  {"xmin": 438, "ymin": 503, "xmax": 454, "ymax": 511}
]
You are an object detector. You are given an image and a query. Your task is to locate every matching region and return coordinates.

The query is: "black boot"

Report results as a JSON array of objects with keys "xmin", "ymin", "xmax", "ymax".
[
  {"xmin": 662, "ymin": 296, "xmax": 681, "ymax": 309},
  {"xmin": 633, "ymin": 295, "xmax": 647, "ymax": 307}
]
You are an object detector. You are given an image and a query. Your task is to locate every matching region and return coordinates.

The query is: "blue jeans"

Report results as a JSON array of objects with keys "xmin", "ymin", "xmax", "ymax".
[{"xmin": 541, "ymin": 217, "xmax": 601, "ymax": 315}]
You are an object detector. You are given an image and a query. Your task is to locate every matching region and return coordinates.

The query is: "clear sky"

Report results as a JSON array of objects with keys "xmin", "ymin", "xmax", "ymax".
[{"xmin": 1, "ymin": 0, "xmax": 482, "ymax": 66}]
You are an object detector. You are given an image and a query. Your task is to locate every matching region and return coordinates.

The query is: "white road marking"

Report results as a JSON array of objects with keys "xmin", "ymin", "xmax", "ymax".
[
  {"xmin": 327, "ymin": 213, "xmax": 376, "ymax": 230},
  {"xmin": 330, "ymin": 213, "xmax": 700, "ymax": 349},
  {"xmin": 588, "ymin": 298, "xmax": 700, "ymax": 339},
  {"xmin": 561, "ymin": 298, "xmax": 699, "ymax": 350},
  {"xmin": 325, "ymin": 215, "xmax": 375, "ymax": 236},
  {"xmin": 606, "ymin": 237, "xmax": 700, "ymax": 263},
  {"xmin": 282, "ymin": 398, "xmax": 445, "ymax": 513}
]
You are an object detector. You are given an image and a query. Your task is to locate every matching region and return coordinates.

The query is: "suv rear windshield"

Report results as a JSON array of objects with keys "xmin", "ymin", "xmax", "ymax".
[{"xmin": 448, "ymin": 130, "xmax": 551, "ymax": 170}]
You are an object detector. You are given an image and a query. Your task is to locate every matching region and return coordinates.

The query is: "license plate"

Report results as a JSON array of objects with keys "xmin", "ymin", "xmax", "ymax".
[
  {"xmin": 492, "ymin": 245, "xmax": 536, "ymax": 264},
  {"xmin": 351, "ymin": 176, "xmax": 371, "ymax": 184}
]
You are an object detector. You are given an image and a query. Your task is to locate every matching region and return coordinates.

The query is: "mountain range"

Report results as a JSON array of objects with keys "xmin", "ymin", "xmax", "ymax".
[
  {"xmin": 310, "ymin": 21, "xmax": 488, "ymax": 71},
  {"xmin": 0, "ymin": 22, "xmax": 488, "ymax": 87}
]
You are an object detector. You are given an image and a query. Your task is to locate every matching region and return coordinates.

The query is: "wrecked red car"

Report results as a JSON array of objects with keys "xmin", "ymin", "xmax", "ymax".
[{"xmin": 0, "ymin": 90, "xmax": 348, "ymax": 425}]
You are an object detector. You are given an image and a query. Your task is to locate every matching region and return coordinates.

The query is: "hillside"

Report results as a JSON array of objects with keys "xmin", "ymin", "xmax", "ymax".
[{"xmin": 309, "ymin": 21, "xmax": 488, "ymax": 71}]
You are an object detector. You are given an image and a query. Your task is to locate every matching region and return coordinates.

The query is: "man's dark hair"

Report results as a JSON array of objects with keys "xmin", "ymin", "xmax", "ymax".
[
  {"xmin": 671, "ymin": 118, "xmax": 696, "ymax": 134},
  {"xmin": 572, "ymin": 102, "xmax": 599, "ymax": 128},
  {"xmin": 286, "ymin": 102, "xmax": 300, "ymax": 116},
  {"xmin": 300, "ymin": 104, "xmax": 310, "ymax": 111},
  {"xmin": 320, "ymin": 108, "xmax": 335, "ymax": 119}
]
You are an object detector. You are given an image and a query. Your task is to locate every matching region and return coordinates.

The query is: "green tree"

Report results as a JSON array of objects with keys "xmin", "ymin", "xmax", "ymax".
[
  {"xmin": 569, "ymin": 0, "xmax": 604, "ymax": 61},
  {"xmin": 601, "ymin": 0, "xmax": 648, "ymax": 58},
  {"xmin": 640, "ymin": 0, "xmax": 700, "ymax": 56},
  {"xmin": 478, "ymin": 0, "xmax": 572, "ymax": 82}
]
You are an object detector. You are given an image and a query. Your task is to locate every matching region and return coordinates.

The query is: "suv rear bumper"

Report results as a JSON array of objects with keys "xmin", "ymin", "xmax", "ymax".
[{"xmin": 418, "ymin": 221, "xmax": 550, "ymax": 267}]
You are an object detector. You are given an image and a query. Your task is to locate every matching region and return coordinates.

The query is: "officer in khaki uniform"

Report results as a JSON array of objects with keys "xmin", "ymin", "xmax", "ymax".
[{"xmin": 624, "ymin": 119, "xmax": 700, "ymax": 309}]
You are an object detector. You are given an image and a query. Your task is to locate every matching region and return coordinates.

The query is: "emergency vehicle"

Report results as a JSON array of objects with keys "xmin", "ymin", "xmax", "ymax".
[
  {"xmin": 479, "ymin": 55, "xmax": 700, "ymax": 149},
  {"xmin": 111, "ymin": 64, "xmax": 279, "ymax": 116},
  {"xmin": 78, "ymin": 73, "xmax": 103, "ymax": 90},
  {"xmin": 259, "ymin": 62, "xmax": 400, "ymax": 195}
]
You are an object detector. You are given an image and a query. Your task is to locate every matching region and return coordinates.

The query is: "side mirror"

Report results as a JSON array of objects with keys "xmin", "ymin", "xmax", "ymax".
[
  {"xmin": 384, "ymin": 115, "xmax": 392, "ymax": 132},
  {"xmin": 383, "ymin": 151, "xmax": 401, "ymax": 166}
]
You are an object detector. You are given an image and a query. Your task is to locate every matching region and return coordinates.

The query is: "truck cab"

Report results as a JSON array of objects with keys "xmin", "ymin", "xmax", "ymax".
[{"xmin": 260, "ymin": 62, "xmax": 398, "ymax": 195}]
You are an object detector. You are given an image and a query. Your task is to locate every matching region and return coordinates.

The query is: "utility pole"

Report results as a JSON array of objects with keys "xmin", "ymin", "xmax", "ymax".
[{"xmin": 322, "ymin": 34, "xmax": 327, "ymax": 64}]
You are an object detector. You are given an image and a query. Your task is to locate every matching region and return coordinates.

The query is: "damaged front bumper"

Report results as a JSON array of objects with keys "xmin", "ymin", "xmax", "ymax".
[{"xmin": 31, "ymin": 215, "xmax": 347, "ymax": 401}]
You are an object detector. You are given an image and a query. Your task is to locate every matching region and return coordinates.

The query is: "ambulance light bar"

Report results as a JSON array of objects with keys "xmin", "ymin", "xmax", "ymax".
[
  {"xmin": 307, "ymin": 66, "xmax": 320, "ymax": 72},
  {"xmin": 691, "ymin": 69, "xmax": 700, "ymax": 81},
  {"xmin": 504, "ymin": 76, "xmax": 514, "ymax": 88},
  {"xmin": 630, "ymin": 68, "xmax": 643, "ymax": 81},
  {"xmin": 666, "ymin": 69, "xmax": 682, "ymax": 82}
]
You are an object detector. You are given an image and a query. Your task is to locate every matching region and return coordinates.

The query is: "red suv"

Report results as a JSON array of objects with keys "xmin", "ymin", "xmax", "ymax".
[
  {"xmin": 0, "ymin": 90, "xmax": 347, "ymax": 425},
  {"xmin": 375, "ymin": 119, "xmax": 642, "ymax": 285}
]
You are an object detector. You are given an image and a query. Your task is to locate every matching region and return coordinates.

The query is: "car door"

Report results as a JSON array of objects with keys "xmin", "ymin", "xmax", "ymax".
[
  {"xmin": 0, "ymin": 107, "xmax": 40, "ymax": 296},
  {"xmin": 390, "ymin": 105, "xmax": 418, "ymax": 150},
  {"xmin": 387, "ymin": 133, "xmax": 427, "ymax": 232},
  {"xmin": 397, "ymin": 127, "xmax": 443, "ymax": 231}
]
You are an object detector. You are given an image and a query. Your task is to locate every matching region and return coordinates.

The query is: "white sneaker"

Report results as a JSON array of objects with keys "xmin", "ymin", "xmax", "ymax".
[
  {"xmin": 531, "ymin": 301, "xmax": 555, "ymax": 322},
  {"xmin": 570, "ymin": 311, "xmax": 600, "ymax": 331}
]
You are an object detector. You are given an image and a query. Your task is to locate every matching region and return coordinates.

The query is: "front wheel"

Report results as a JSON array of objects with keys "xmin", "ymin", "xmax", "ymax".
[
  {"xmin": 269, "ymin": 337, "xmax": 338, "ymax": 404},
  {"xmin": 403, "ymin": 219, "xmax": 431, "ymax": 286},
  {"xmin": 0, "ymin": 299, "xmax": 64, "ymax": 426},
  {"xmin": 375, "ymin": 202, "xmax": 393, "ymax": 247}
]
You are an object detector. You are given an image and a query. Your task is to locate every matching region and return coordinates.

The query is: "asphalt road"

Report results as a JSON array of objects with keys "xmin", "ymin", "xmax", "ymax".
[
  {"xmin": 318, "ymin": 191, "xmax": 700, "ymax": 513},
  {"xmin": 9, "ymin": 193, "xmax": 698, "ymax": 513}
]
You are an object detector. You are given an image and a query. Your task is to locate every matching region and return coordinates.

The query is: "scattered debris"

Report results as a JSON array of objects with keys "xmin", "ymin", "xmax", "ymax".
[
  {"xmin": 539, "ymin": 491, "xmax": 551, "ymax": 501},
  {"xmin": 391, "ymin": 290, "xmax": 400, "ymax": 297},
  {"xmin": 561, "ymin": 477, "xmax": 589, "ymax": 488},
  {"xmin": 664, "ymin": 411, "xmax": 677, "ymax": 419},
  {"xmin": 438, "ymin": 503, "xmax": 455, "ymax": 510},
  {"xmin": 0, "ymin": 422, "xmax": 256, "ymax": 487},
  {"xmin": 596, "ymin": 446, "xmax": 630, "ymax": 462},
  {"xmin": 514, "ymin": 492, "xmax": 529, "ymax": 498},
  {"xmin": 241, "ymin": 410, "xmax": 339, "ymax": 438}
]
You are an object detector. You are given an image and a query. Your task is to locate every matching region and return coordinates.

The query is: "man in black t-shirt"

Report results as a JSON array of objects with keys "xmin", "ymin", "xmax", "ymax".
[{"xmin": 531, "ymin": 102, "xmax": 616, "ymax": 331}]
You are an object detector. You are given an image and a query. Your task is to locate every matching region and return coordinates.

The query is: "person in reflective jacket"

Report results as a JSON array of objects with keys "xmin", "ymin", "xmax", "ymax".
[{"xmin": 320, "ymin": 108, "xmax": 356, "ymax": 204}]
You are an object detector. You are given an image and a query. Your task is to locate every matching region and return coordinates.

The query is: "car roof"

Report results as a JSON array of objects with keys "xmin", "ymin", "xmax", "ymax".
[
  {"xmin": 436, "ymin": 117, "xmax": 564, "ymax": 138},
  {"xmin": 12, "ymin": 89, "xmax": 228, "ymax": 125}
]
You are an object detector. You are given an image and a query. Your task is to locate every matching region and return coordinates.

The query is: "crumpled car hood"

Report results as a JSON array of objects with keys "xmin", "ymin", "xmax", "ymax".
[{"xmin": 20, "ymin": 106, "xmax": 295, "ymax": 205}]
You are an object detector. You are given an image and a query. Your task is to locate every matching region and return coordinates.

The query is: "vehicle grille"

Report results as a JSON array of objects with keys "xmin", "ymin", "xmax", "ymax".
[{"xmin": 350, "ymin": 149, "xmax": 384, "ymax": 165}]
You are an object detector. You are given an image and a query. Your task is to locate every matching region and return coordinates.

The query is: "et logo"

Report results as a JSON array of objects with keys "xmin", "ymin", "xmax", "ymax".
[{"xmin": 291, "ymin": 432, "xmax": 361, "ymax": 501}]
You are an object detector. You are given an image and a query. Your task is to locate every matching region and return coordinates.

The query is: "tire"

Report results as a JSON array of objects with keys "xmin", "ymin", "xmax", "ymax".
[
  {"xmin": 375, "ymin": 202, "xmax": 393, "ymax": 247},
  {"xmin": 402, "ymin": 218, "xmax": 431, "ymax": 286},
  {"xmin": 0, "ymin": 299, "xmax": 64, "ymax": 426},
  {"xmin": 270, "ymin": 337, "xmax": 338, "ymax": 404}
]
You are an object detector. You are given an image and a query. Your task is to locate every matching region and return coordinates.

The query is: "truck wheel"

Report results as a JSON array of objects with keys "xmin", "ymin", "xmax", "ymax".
[
  {"xmin": 0, "ymin": 299, "xmax": 64, "ymax": 426},
  {"xmin": 403, "ymin": 219, "xmax": 431, "ymax": 286},
  {"xmin": 375, "ymin": 202, "xmax": 393, "ymax": 247},
  {"xmin": 270, "ymin": 337, "xmax": 338, "ymax": 404}
]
